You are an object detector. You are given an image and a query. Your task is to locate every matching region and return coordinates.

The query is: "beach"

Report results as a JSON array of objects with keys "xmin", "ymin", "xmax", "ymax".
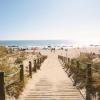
[
  {"xmin": 0, "ymin": 44, "xmax": 100, "ymax": 100},
  {"xmin": 17, "ymin": 46, "xmax": 100, "ymax": 100},
  {"xmin": 18, "ymin": 48, "xmax": 84, "ymax": 100},
  {"xmin": 1, "ymin": 0, "xmax": 100, "ymax": 99}
]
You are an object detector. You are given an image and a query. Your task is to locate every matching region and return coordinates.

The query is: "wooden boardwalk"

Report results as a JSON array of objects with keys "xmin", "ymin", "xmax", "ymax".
[{"xmin": 18, "ymin": 51, "xmax": 84, "ymax": 100}]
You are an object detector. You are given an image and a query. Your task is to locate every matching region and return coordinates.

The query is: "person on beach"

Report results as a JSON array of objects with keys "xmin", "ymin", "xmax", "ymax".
[
  {"xmin": 51, "ymin": 48, "xmax": 55, "ymax": 53},
  {"xmin": 54, "ymin": 48, "xmax": 55, "ymax": 53}
]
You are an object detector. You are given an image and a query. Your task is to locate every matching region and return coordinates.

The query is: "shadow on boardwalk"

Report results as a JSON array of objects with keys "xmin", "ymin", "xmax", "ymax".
[{"xmin": 18, "ymin": 51, "xmax": 83, "ymax": 100}]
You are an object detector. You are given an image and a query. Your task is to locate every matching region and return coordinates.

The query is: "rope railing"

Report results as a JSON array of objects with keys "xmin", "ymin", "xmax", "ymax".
[
  {"xmin": 58, "ymin": 55, "xmax": 100, "ymax": 100},
  {"xmin": 0, "ymin": 55, "xmax": 48, "ymax": 100},
  {"xmin": 4, "ymin": 67, "xmax": 20, "ymax": 77},
  {"xmin": 5, "ymin": 68, "xmax": 20, "ymax": 87},
  {"xmin": 91, "ymin": 67, "xmax": 100, "ymax": 74}
]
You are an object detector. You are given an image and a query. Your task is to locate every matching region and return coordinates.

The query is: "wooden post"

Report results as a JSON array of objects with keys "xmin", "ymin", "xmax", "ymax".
[
  {"xmin": 68, "ymin": 58, "xmax": 70, "ymax": 64},
  {"xmin": 33, "ymin": 60, "xmax": 37, "ymax": 72},
  {"xmin": 86, "ymin": 64, "xmax": 92, "ymax": 100},
  {"xmin": 73, "ymin": 61, "xmax": 80, "ymax": 86},
  {"xmin": 40, "ymin": 58, "xmax": 42, "ymax": 64},
  {"xmin": 0, "ymin": 72, "xmax": 5, "ymax": 100},
  {"xmin": 76, "ymin": 61, "xmax": 79, "ymax": 69},
  {"xmin": 20, "ymin": 64, "xmax": 24, "ymax": 82},
  {"xmin": 67, "ymin": 58, "xmax": 70, "ymax": 70},
  {"xmin": 29, "ymin": 61, "xmax": 32, "ymax": 78},
  {"xmin": 37, "ymin": 59, "xmax": 40, "ymax": 69},
  {"xmin": 39, "ymin": 58, "xmax": 41, "ymax": 66}
]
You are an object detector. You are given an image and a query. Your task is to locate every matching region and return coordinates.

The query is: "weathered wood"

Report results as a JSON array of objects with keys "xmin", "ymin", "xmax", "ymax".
[
  {"xmin": 33, "ymin": 60, "xmax": 37, "ymax": 72},
  {"xmin": 18, "ymin": 54, "xmax": 83, "ymax": 100},
  {"xmin": 29, "ymin": 61, "xmax": 32, "ymax": 78},
  {"xmin": 20, "ymin": 64, "xmax": 24, "ymax": 81},
  {"xmin": 68, "ymin": 58, "xmax": 70, "ymax": 64},
  {"xmin": 0, "ymin": 72, "xmax": 5, "ymax": 100},
  {"xmin": 37, "ymin": 59, "xmax": 40, "ymax": 70},
  {"xmin": 86, "ymin": 64, "xmax": 92, "ymax": 100},
  {"xmin": 76, "ymin": 61, "xmax": 79, "ymax": 69},
  {"xmin": 40, "ymin": 58, "xmax": 42, "ymax": 64}
]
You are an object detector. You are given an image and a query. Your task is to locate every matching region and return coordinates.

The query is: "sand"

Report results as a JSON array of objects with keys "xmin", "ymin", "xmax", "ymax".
[
  {"xmin": 6, "ymin": 47, "xmax": 100, "ymax": 100},
  {"xmin": 17, "ymin": 48, "xmax": 89, "ymax": 100}
]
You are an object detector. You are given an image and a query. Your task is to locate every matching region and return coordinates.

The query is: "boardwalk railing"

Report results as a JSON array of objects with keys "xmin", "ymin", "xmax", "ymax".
[
  {"xmin": 58, "ymin": 55, "xmax": 100, "ymax": 100},
  {"xmin": 0, "ymin": 55, "xmax": 47, "ymax": 100}
]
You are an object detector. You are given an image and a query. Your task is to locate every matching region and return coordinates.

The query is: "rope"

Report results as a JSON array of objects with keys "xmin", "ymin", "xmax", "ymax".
[
  {"xmin": 4, "ymin": 68, "xmax": 20, "ymax": 77},
  {"xmin": 5, "ymin": 69, "xmax": 20, "ymax": 87},
  {"xmin": 91, "ymin": 67, "xmax": 100, "ymax": 74}
]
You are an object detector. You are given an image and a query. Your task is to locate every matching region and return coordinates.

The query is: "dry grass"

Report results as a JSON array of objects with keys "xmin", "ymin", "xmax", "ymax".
[
  {"xmin": 0, "ymin": 46, "xmax": 29, "ymax": 99},
  {"xmin": 75, "ymin": 53, "xmax": 100, "ymax": 98}
]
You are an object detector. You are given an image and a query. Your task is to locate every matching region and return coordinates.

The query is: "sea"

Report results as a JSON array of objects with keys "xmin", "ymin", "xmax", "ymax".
[{"xmin": 0, "ymin": 40, "xmax": 75, "ymax": 48}]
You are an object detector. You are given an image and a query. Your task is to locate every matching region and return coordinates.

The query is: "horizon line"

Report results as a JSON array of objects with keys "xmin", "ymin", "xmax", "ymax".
[{"xmin": 0, "ymin": 39, "xmax": 74, "ymax": 41}]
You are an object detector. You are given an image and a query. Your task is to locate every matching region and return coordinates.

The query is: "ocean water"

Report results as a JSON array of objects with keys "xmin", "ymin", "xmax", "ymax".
[{"xmin": 0, "ymin": 40, "xmax": 74, "ymax": 48}]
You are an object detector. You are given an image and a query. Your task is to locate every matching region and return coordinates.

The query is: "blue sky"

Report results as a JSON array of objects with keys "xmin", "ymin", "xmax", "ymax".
[{"xmin": 0, "ymin": 0, "xmax": 100, "ymax": 42}]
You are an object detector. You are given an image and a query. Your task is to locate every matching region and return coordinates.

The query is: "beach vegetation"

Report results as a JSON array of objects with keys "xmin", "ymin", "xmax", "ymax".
[
  {"xmin": 0, "ymin": 46, "xmax": 8, "ymax": 57},
  {"xmin": 15, "ymin": 57, "xmax": 23, "ymax": 64},
  {"xmin": 8, "ymin": 48, "xmax": 13, "ymax": 54},
  {"xmin": 0, "ymin": 46, "xmax": 45, "ymax": 99},
  {"xmin": 15, "ymin": 52, "xmax": 26, "ymax": 64},
  {"xmin": 62, "ymin": 52, "xmax": 100, "ymax": 99},
  {"xmin": 0, "ymin": 46, "xmax": 27, "ymax": 99}
]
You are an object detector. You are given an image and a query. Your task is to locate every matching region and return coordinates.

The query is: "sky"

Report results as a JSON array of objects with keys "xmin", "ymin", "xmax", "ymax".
[{"xmin": 0, "ymin": 0, "xmax": 100, "ymax": 43}]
